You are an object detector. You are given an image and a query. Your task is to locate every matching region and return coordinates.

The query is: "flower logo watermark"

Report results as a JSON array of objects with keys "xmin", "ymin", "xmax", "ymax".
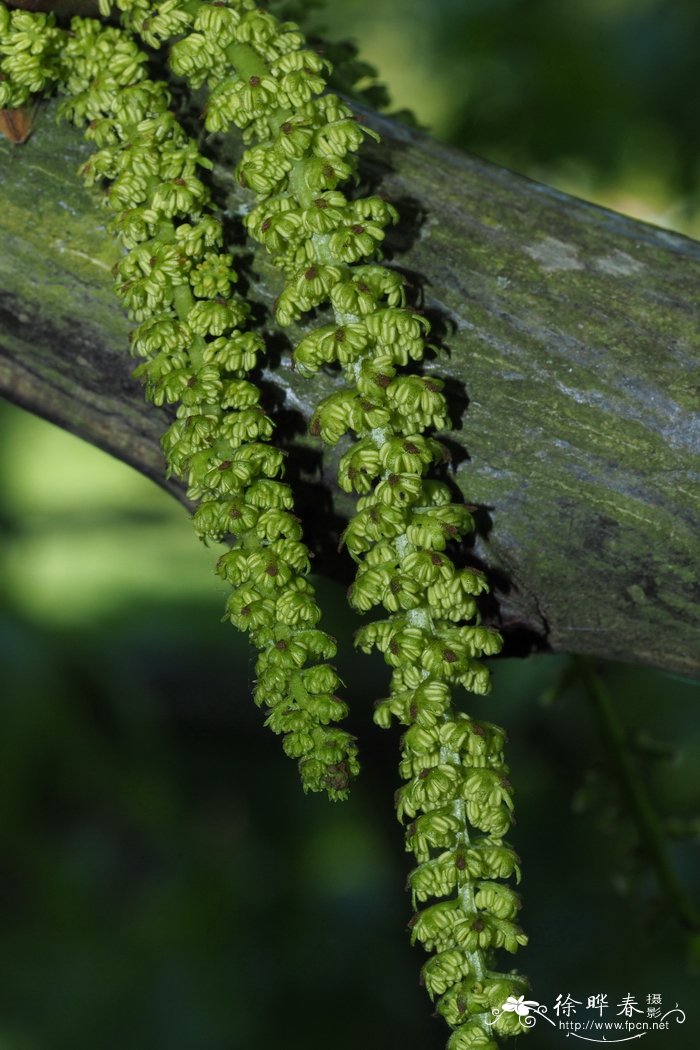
[
  {"xmin": 502, "ymin": 995, "xmax": 537, "ymax": 1017},
  {"xmin": 488, "ymin": 992, "xmax": 687, "ymax": 1043}
]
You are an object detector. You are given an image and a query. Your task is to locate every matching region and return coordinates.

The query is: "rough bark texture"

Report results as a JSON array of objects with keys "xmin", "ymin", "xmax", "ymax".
[{"xmin": 1, "ymin": 100, "xmax": 698, "ymax": 677}]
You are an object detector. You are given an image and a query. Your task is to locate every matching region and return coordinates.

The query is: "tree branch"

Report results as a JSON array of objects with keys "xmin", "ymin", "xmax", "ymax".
[{"xmin": 1, "ymin": 101, "xmax": 698, "ymax": 677}]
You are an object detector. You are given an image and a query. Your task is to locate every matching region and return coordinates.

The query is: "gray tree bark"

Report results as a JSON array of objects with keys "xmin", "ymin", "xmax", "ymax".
[{"xmin": 1, "ymin": 100, "xmax": 698, "ymax": 677}]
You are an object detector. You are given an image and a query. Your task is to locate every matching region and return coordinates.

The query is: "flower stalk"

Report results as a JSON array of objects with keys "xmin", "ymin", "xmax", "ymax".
[
  {"xmin": 1, "ymin": 1, "xmax": 529, "ymax": 1041},
  {"xmin": 96, "ymin": 1, "xmax": 531, "ymax": 1043},
  {"xmin": 0, "ymin": 2, "xmax": 359, "ymax": 799}
]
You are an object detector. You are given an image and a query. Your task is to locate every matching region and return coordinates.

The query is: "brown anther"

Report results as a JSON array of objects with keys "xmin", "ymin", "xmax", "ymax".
[
  {"xmin": 174, "ymin": 178, "xmax": 186, "ymax": 186},
  {"xmin": 418, "ymin": 769, "xmax": 429, "ymax": 780},
  {"xmin": 389, "ymin": 579, "xmax": 400, "ymax": 594},
  {"xmin": 409, "ymin": 702, "xmax": 418, "ymax": 721},
  {"xmin": 322, "ymin": 165, "xmax": 335, "ymax": 178},
  {"xmin": 403, "ymin": 441, "xmax": 420, "ymax": 454},
  {"xmin": 186, "ymin": 376, "xmax": 197, "ymax": 387},
  {"xmin": 310, "ymin": 418, "xmax": 321, "ymax": 436},
  {"xmin": 388, "ymin": 474, "xmax": 399, "ymax": 487},
  {"xmin": 425, "ymin": 380, "xmax": 440, "ymax": 392},
  {"xmin": 229, "ymin": 507, "xmax": 242, "ymax": 519},
  {"xmin": 281, "ymin": 122, "xmax": 293, "ymax": 134},
  {"xmin": 149, "ymin": 256, "xmax": 157, "ymax": 267},
  {"xmin": 218, "ymin": 460, "xmax": 231, "ymax": 471},
  {"xmin": 266, "ymin": 565, "xmax": 279, "ymax": 577},
  {"xmin": 357, "ymin": 281, "xmax": 370, "ymax": 293},
  {"xmin": 274, "ymin": 639, "xmax": 287, "ymax": 649},
  {"xmin": 442, "ymin": 649, "xmax": 457, "ymax": 663},
  {"xmin": 471, "ymin": 918, "xmax": 485, "ymax": 932},
  {"xmin": 314, "ymin": 198, "xmax": 328, "ymax": 209},
  {"xmin": 261, "ymin": 219, "xmax": 272, "ymax": 232},
  {"xmin": 304, "ymin": 266, "xmax": 318, "ymax": 281},
  {"xmin": 334, "ymin": 327, "xmax": 346, "ymax": 342},
  {"xmin": 249, "ymin": 75, "xmax": 261, "ymax": 86},
  {"xmin": 430, "ymin": 554, "xmax": 443, "ymax": 565},
  {"xmin": 374, "ymin": 373, "xmax": 391, "ymax": 389},
  {"xmin": 351, "ymin": 224, "xmax": 364, "ymax": 235},
  {"xmin": 369, "ymin": 509, "xmax": 379, "ymax": 523},
  {"xmin": 322, "ymin": 761, "xmax": 351, "ymax": 792},
  {"xmin": 241, "ymin": 605, "xmax": 250, "ymax": 617},
  {"xmin": 389, "ymin": 641, "xmax": 399, "ymax": 655},
  {"xmin": 455, "ymin": 852, "xmax": 466, "ymax": 871}
]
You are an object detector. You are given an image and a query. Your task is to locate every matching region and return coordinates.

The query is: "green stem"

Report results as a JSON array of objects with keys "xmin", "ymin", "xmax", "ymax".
[
  {"xmin": 172, "ymin": 282, "xmax": 205, "ymax": 369},
  {"xmin": 224, "ymin": 41, "xmax": 269, "ymax": 81},
  {"xmin": 575, "ymin": 656, "xmax": 700, "ymax": 932}
]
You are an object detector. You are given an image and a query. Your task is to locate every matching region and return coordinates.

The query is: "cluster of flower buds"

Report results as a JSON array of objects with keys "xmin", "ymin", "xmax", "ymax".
[
  {"xmin": 0, "ymin": 5, "xmax": 60, "ymax": 107},
  {"xmin": 101, "ymin": 0, "xmax": 530, "ymax": 1043},
  {"xmin": 2, "ymin": 0, "xmax": 529, "ymax": 1042},
  {"xmin": 0, "ymin": 4, "xmax": 359, "ymax": 800}
]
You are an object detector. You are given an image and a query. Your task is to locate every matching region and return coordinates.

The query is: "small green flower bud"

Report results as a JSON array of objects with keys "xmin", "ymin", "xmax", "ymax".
[
  {"xmin": 397, "ymin": 765, "xmax": 460, "ymax": 820},
  {"xmin": 237, "ymin": 142, "xmax": 292, "ymax": 195},
  {"xmin": 474, "ymin": 881, "xmax": 521, "ymax": 921},
  {"xmin": 249, "ymin": 508, "xmax": 297, "ymax": 544},
  {"xmin": 226, "ymin": 585, "xmax": 275, "ymax": 631},
  {"xmin": 447, "ymin": 1021, "xmax": 499, "ymax": 1050},
  {"xmin": 407, "ymin": 810, "xmax": 464, "ymax": 864},
  {"xmin": 187, "ymin": 298, "xmax": 249, "ymax": 336},
  {"xmin": 244, "ymin": 479, "xmax": 295, "ymax": 510},
  {"xmin": 312, "ymin": 116, "xmax": 378, "ymax": 158},
  {"xmin": 275, "ymin": 581, "xmax": 322, "ymax": 628},
  {"xmin": 421, "ymin": 950, "xmax": 473, "ymax": 1001}
]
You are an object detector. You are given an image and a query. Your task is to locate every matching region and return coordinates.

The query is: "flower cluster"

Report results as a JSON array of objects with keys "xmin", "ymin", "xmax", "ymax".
[
  {"xmin": 0, "ymin": 4, "xmax": 60, "ymax": 108},
  {"xmin": 103, "ymin": 1, "xmax": 530, "ymax": 1044},
  {"xmin": 0, "ymin": 4, "xmax": 358, "ymax": 800},
  {"xmin": 1, "ymin": 1, "xmax": 528, "ymax": 1043}
]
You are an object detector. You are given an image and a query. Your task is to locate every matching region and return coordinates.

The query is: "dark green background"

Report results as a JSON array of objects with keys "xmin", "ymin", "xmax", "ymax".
[{"xmin": 1, "ymin": 0, "xmax": 698, "ymax": 1046}]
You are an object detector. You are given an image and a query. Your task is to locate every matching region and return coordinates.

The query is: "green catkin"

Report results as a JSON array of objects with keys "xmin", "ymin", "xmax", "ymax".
[
  {"xmin": 1, "ymin": 1, "xmax": 530, "ymax": 1042},
  {"xmin": 97, "ymin": 1, "xmax": 531, "ymax": 1044},
  {"xmin": 0, "ymin": 4, "xmax": 359, "ymax": 800}
]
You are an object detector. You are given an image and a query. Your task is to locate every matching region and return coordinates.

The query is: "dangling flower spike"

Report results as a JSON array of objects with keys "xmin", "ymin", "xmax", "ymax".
[
  {"xmin": 0, "ymin": 3, "xmax": 359, "ymax": 800},
  {"xmin": 0, "ymin": 2, "xmax": 529, "ymax": 1043}
]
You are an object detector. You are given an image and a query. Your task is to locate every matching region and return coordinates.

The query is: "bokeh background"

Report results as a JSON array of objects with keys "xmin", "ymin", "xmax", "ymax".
[{"xmin": 1, "ymin": 0, "xmax": 699, "ymax": 1047}]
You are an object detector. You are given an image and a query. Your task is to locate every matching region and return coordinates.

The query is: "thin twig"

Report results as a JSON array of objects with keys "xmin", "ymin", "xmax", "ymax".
[{"xmin": 574, "ymin": 656, "xmax": 700, "ymax": 933}]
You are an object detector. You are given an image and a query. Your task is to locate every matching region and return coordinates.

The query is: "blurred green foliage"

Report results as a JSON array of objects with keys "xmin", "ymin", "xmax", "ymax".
[
  {"xmin": 321, "ymin": 0, "xmax": 700, "ymax": 236},
  {"xmin": 1, "ymin": 0, "xmax": 699, "ymax": 1046}
]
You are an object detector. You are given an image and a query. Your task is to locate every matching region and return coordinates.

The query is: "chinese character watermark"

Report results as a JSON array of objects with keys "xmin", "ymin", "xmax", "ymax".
[{"xmin": 487, "ymin": 990, "xmax": 687, "ymax": 1044}]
